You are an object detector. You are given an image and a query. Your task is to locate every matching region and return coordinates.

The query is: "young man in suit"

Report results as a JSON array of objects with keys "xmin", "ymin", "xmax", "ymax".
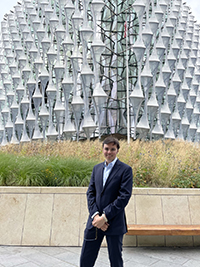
[{"xmin": 80, "ymin": 136, "xmax": 133, "ymax": 267}]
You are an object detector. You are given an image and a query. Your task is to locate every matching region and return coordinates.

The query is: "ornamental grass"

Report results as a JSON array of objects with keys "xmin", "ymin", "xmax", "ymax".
[{"xmin": 0, "ymin": 139, "xmax": 200, "ymax": 188}]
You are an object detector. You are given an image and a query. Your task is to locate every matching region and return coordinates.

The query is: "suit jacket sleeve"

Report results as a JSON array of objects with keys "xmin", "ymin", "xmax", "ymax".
[
  {"xmin": 103, "ymin": 165, "xmax": 133, "ymax": 221},
  {"xmin": 87, "ymin": 167, "xmax": 99, "ymax": 217}
]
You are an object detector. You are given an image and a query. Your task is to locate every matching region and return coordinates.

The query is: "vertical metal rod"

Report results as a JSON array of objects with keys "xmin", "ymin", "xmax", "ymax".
[{"xmin": 126, "ymin": 16, "xmax": 130, "ymax": 144}]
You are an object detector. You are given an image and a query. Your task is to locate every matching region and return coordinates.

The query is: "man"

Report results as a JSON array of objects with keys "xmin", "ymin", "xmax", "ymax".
[{"xmin": 80, "ymin": 136, "xmax": 133, "ymax": 267}]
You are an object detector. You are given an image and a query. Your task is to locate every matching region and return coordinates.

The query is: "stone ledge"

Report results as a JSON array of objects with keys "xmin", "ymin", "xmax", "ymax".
[
  {"xmin": 132, "ymin": 187, "xmax": 200, "ymax": 195},
  {"xmin": 0, "ymin": 186, "xmax": 87, "ymax": 194}
]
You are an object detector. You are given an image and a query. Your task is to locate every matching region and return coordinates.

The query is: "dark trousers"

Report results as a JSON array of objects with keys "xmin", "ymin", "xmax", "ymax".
[{"xmin": 80, "ymin": 228, "xmax": 123, "ymax": 267}]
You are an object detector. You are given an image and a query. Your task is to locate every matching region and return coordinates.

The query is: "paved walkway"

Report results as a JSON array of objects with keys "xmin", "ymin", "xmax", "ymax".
[{"xmin": 0, "ymin": 246, "xmax": 200, "ymax": 266}]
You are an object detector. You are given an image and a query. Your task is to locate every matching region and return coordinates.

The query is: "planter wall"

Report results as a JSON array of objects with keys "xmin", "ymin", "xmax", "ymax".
[{"xmin": 1, "ymin": 187, "xmax": 200, "ymax": 247}]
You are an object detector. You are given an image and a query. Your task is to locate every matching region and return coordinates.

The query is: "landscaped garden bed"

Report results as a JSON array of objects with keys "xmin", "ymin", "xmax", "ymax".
[{"xmin": 0, "ymin": 139, "xmax": 200, "ymax": 188}]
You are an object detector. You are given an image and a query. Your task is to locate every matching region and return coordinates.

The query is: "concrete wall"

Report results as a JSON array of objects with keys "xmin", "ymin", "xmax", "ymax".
[{"xmin": 1, "ymin": 187, "xmax": 200, "ymax": 247}]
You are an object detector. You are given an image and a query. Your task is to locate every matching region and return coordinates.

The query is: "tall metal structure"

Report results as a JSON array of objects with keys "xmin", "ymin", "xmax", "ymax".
[{"xmin": 0, "ymin": 0, "xmax": 200, "ymax": 144}]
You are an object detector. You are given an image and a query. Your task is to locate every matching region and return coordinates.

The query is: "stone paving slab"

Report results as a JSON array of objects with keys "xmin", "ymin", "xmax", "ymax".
[{"xmin": 0, "ymin": 246, "xmax": 199, "ymax": 266}]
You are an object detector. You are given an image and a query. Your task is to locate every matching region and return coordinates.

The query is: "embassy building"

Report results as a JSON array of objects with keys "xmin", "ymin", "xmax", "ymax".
[{"xmin": 0, "ymin": 0, "xmax": 200, "ymax": 144}]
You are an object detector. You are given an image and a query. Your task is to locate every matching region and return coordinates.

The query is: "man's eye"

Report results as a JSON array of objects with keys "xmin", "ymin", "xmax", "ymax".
[{"xmin": 105, "ymin": 148, "xmax": 116, "ymax": 151}]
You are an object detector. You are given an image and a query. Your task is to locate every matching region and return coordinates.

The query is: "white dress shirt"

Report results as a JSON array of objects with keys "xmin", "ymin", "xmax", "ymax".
[{"xmin": 103, "ymin": 157, "xmax": 118, "ymax": 186}]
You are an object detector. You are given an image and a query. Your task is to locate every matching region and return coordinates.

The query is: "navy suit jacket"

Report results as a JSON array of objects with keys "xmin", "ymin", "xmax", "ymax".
[{"xmin": 86, "ymin": 159, "xmax": 133, "ymax": 235}]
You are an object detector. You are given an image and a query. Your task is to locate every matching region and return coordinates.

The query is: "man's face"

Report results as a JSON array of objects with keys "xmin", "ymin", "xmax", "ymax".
[{"xmin": 103, "ymin": 142, "xmax": 119, "ymax": 164}]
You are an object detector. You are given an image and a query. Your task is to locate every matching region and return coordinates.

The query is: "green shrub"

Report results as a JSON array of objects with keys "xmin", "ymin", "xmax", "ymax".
[{"xmin": 0, "ymin": 152, "xmax": 97, "ymax": 186}]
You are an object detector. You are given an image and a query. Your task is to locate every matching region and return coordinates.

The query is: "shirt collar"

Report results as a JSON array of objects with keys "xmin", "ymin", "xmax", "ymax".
[{"xmin": 104, "ymin": 157, "xmax": 118, "ymax": 168}]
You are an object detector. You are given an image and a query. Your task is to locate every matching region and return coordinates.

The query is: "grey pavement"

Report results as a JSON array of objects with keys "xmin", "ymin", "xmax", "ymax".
[{"xmin": 0, "ymin": 246, "xmax": 200, "ymax": 267}]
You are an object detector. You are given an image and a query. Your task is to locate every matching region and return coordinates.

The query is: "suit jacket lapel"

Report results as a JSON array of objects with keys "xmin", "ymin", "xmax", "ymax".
[{"xmin": 98, "ymin": 162, "xmax": 104, "ymax": 193}]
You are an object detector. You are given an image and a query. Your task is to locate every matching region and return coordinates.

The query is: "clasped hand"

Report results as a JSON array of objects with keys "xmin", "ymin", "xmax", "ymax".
[{"xmin": 92, "ymin": 214, "xmax": 109, "ymax": 231}]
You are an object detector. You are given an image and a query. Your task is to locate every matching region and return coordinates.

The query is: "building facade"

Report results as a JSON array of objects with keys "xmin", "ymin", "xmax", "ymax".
[{"xmin": 0, "ymin": 0, "xmax": 200, "ymax": 144}]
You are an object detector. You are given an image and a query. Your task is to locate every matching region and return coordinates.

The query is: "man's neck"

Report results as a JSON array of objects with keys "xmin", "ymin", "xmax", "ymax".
[{"xmin": 105, "ymin": 157, "xmax": 117, "ymax": 166}]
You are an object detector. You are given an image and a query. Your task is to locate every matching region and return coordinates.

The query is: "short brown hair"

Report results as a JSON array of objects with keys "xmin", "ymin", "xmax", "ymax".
[{"xmin": 102, "ymin": 136, "xmax": 120, "ymax": 149}]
